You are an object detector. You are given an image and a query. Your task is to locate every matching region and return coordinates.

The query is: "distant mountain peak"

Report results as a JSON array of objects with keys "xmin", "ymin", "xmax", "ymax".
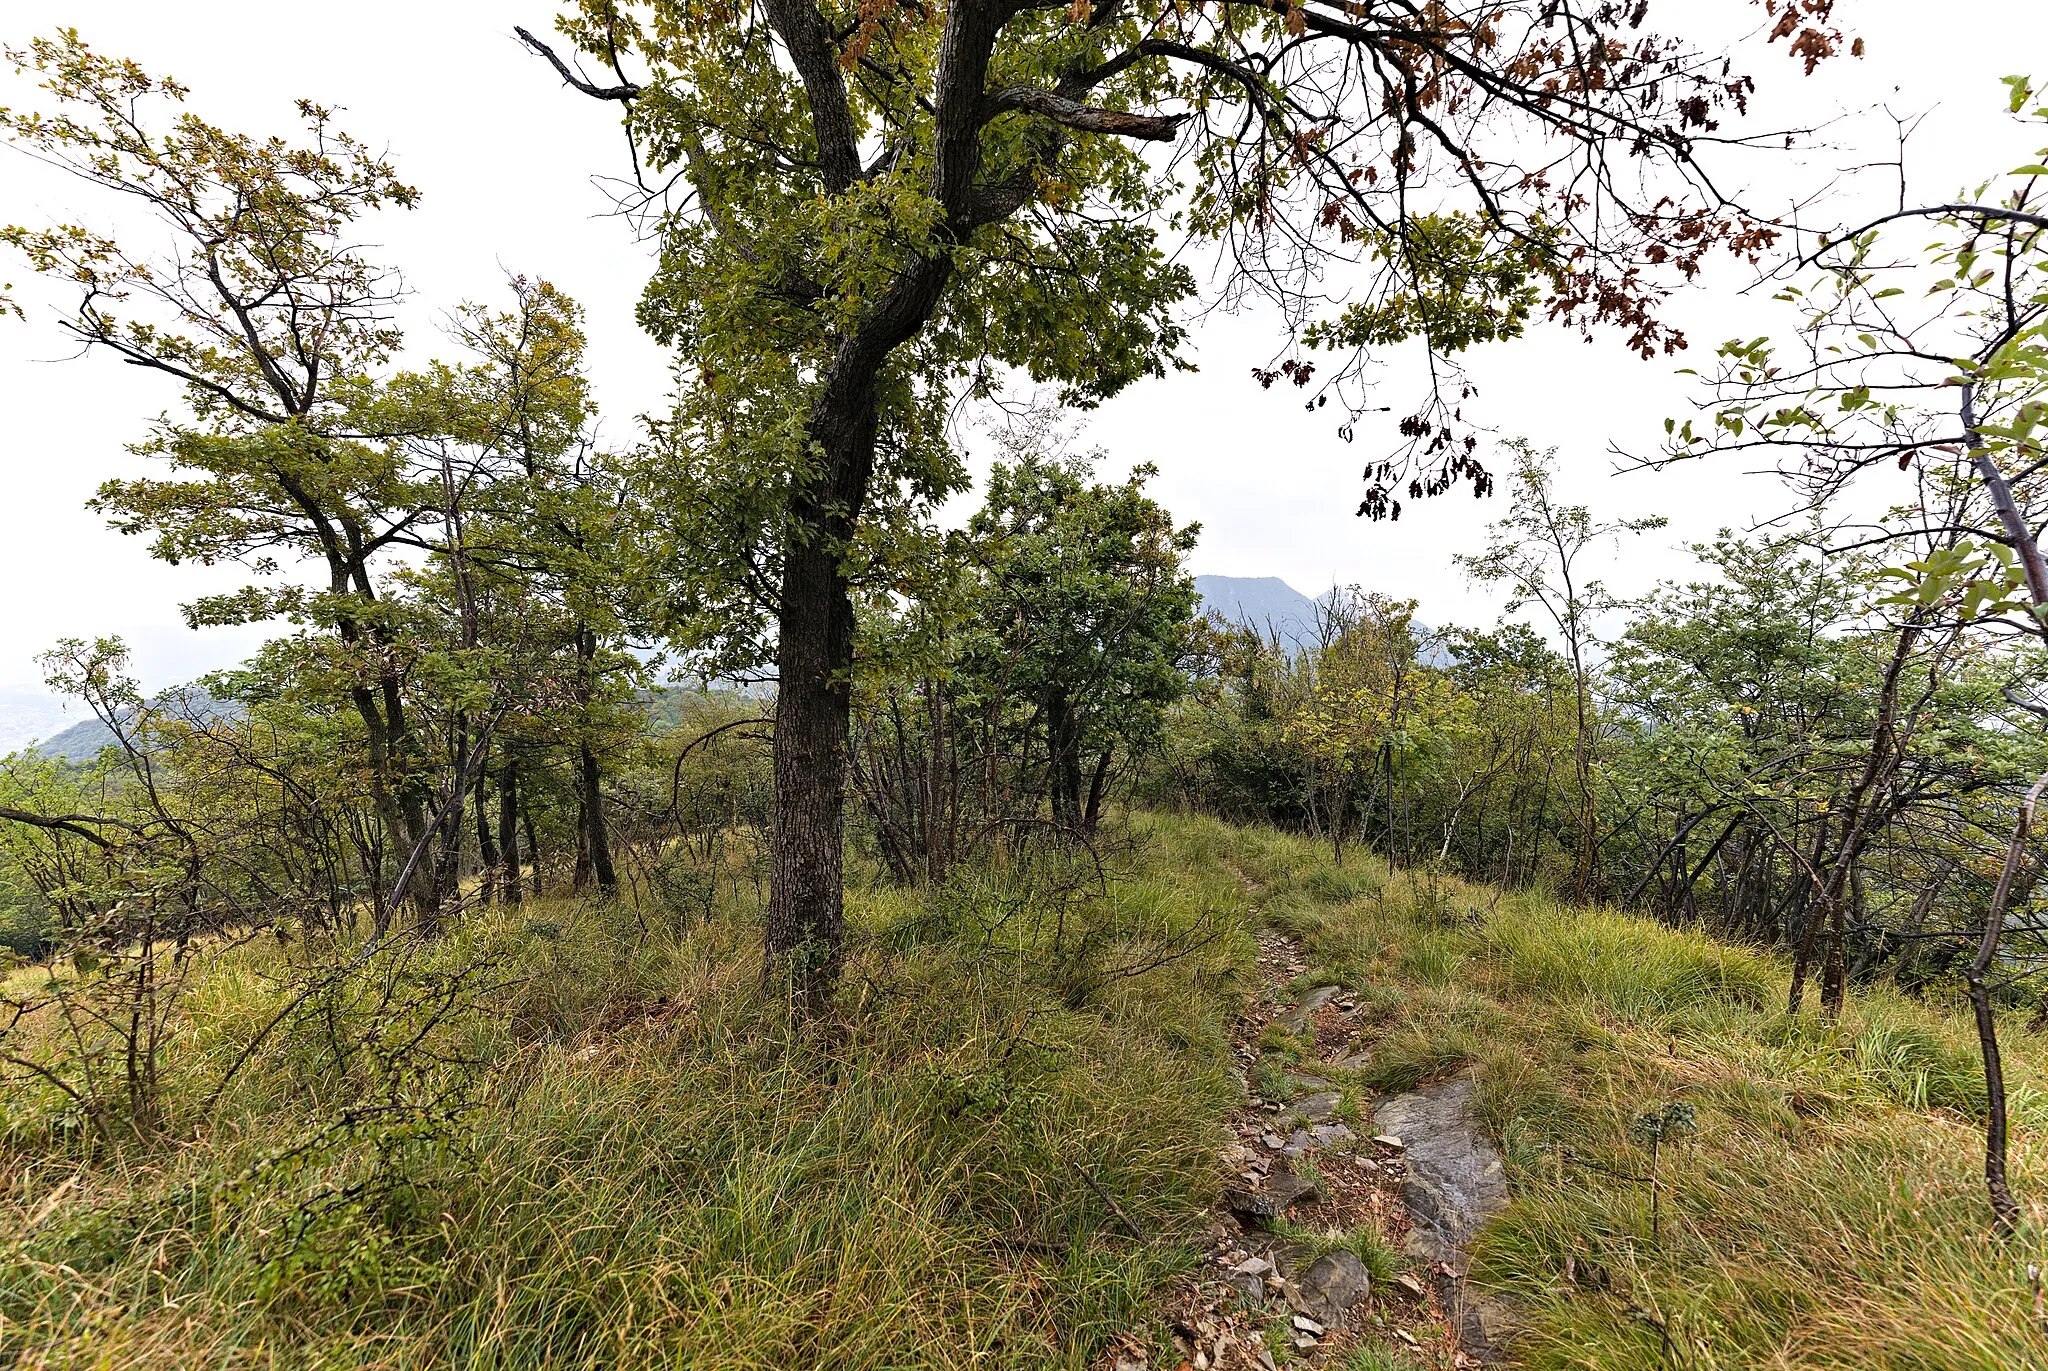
[{"xmin": 1194, "ymin": 575, "xmax": 1318, "ymax": 648}]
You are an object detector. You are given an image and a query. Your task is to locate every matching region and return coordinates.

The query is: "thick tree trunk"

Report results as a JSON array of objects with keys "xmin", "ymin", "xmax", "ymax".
[
  {"xmin": 764, "ymin": 370, "xmax": 894, "ymax": 1010},
  {"xmin": 766, "ymin": 529, "xmax": 856, "ymax": 1007},
  {"xmin": 759, "ymin": 239, "xmax": 948, "ymax": 1008}
]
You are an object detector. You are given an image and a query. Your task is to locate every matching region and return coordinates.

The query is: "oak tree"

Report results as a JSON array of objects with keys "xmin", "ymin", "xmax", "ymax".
[{"xmin": 520, "ymin": 0, "xmax": 1847, "ymax": 1001}]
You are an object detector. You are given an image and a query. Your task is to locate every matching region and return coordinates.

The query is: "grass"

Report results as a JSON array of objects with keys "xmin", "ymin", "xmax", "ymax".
[
  {"xmin": 5, "ymin": 810, "xmax": 2044, "ymax": 1369},
  {"xmin": 1148, "ymin": 813, "xmax": 2048, "ymax": 1371},
  {"xmin": 1334, "ymin": 1350, "xmax": 1429, "ymax": 1371},
  {"xmin": 1268, "ymin": 1215, "xmax": 1406, "ymax": 1286},
  {"xmin": 0, "ymin": 841, "xmax": 1251, "ymax": 1370}
]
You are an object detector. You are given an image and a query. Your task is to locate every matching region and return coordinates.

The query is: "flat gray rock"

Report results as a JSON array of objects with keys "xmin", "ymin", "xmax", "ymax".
[
  {"xmin": 1371, "ymin": 1077, "xmax": 1508, "ymax": 1267},
  {"xmin": 1222, "ymin": 1187, "xmax": 1280, "ymax": 1227},
  {"xmin": 1455, "ymin": 1290, "xmax": 1519, "ymax": 1364},
  {"xmin": 1282, "ymin": 1090, "xmax": 1342, "ymax": 1125},
  {"xmin": 1262, "ymin": 1167, "xmax": 1319, "ymax": 1209},
  {"xmin": 1283, "ymin": 1071, "xmax": 1334, "ymax": 1093},
  {"xmin": 1223, "ymin": 1269, "xmax": 1267, "ymax": 1306},
  {"xmin": 1224, "ymin": 1168, "xmax": 1318, "ymax": 1227},
  {"xmin": 1296, "ymin": 1249, "xmax": 1370, "ymax": 1325},
  {"xmin": 1372, "ymin": 1077, "xmax": 1516, "ymax": 1363},
  {"xmin": 1281, "ymin": 1122, "xmax": 1354, "ymax": 1158},
  {"xmin": 1279, "ymin": 985, "xmax": 1340, "ymax": 1034}
]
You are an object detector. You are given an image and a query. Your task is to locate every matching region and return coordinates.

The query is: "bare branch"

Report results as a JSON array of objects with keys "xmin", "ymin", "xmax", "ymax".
[{"xmin": 514, "ymin": 26, "xmax": 643, "ymax": 101}]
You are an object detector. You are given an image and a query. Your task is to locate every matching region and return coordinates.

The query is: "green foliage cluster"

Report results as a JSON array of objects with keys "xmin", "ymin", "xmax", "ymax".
[
  {"xmin": 1149, "ymin": 495, "xmax": 2048, "ymax": 1019},
  {"xmin": 848, "ymin": 430, "xmax": 1199, "ymax": 882}
]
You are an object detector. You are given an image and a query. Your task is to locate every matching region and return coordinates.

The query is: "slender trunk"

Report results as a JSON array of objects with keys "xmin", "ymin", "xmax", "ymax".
[
  {"xmin": 476, "ymin": 763, "xmax": 499, "ymax": 907},
  {"xmin": 1960, "ymin": 380, "xmax": 2047, "ymax": 1237},
  {"xmin": 1786, "ymin": 811, "xmax": 1834, "ymax": 1014},
  {"xmin": 420, "ymin": 713, "xmax": 471, "ymax": 938},
  {"xmin": 581, "ymin": 740, "xmax": 617, "ymax": 893},
  {"xmin": 1568, "ymin": 631, "xmax": 1594, "ymax": 903},
  {"xmin": 1970, "ymin": 772, "xmax": 2047, "ymax": 1238},
  {"xmin": 522, "ymin": 792, "xmax": 542, "ymax": 900},
  {"xmin": 572, "ymin": 626, "xmax": 617, "ymax": 893},
  {"xmin": 1821, "ymin": 887, "xmax": 1849, "ymax": 1015},
  {"xmin": 1082, "ymin": 748, "xmax": 1114, "ymax": 834},
  {"xmin": 573, "ymin": 796, "xmax": 592, "ymax": 892},
  {"xmin": 383, "ymin": 673, "xmax": 442, "ymax": 925},
  {"xmin": 498, "ymin": 760, "xmax": 523, "ymax": 907},
  {"xmin": 1795, "ymin": 619, "xmax": 1923, "ymax": 1014},
  {"xmin": 1046, "ymin": 693, "xmax": 1084, "ymax": 830}
]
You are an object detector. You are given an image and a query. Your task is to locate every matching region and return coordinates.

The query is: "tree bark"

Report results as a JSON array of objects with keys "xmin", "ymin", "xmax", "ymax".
[
  {"xmin": 766, "ymin": 523, "xmax": 857, "ymax": 1007},
  {"xmin": 580, "ymin": 740, "xmax": 617, "ymax": 894},
  {"xmin": 476, "ymin": 762, "xmax": 499, "ymax": 907},
  {"xmin": 761, "ymin": 247, "xmax": 950, "ymax": 1009},
  {"xmin": 498, "ymin": 759, "xmax": 523, "ymax": 907}
]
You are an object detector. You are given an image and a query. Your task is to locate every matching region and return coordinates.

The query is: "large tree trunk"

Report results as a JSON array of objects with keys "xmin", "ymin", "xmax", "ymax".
[
  {"xmin": 766, "ymin": 526, "xmax": 857, "ymax": 1007},
  {"xmin": 764, "ymin": 377, "xmax": 887, "ymax": 1009},
  {"xmin": 761, "ymin": 249, "xmax": 948, "ymax": 1009}
]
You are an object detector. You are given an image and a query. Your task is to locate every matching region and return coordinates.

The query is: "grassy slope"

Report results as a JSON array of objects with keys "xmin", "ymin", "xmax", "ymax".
[
  {"xmin": 1181, "ymin": 815, "xmax": 2046, "ymax": 1371},
  {"xmin": 3, "ymin": 814, "xmax": 2043, "ymax": 1369},
  {"xmin": 2, "ymin": 837, "xmax": 1252, "ymax": 1370}
]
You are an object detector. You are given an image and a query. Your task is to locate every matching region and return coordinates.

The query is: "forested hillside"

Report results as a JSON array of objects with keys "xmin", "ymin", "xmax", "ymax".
[{"xmin": 6, "ymin": 7, "xmax": 2048, "ymax": 1369}]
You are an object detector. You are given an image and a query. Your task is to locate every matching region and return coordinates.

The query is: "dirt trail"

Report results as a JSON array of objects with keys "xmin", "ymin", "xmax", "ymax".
[{"xmin": 1099, "ymin": 927, "xmax": 1512, "ymax": 1371}]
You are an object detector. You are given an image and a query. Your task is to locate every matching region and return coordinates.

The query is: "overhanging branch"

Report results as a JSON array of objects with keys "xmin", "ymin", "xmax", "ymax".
[
  {"xmin": 514, "ymin": 26, "xmax": 643, "ymax": 101},
  {"xmin": 984, "ymin": 85, "xmax": 1188, "ymax": 141}
]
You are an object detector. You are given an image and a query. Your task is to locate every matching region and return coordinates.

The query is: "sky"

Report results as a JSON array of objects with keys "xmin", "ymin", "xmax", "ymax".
[{"xmin": 2, "ymin": 1, "xmax": 2046, "ymax": 722}]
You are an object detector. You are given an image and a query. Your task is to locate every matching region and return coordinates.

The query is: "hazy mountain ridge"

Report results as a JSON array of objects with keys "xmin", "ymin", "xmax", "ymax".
[
  {"xmin": 0, "ymin": 689, "xmax": 229, "ymax": 763},
  {"xmin": 1194, "ymin": 575, "xmax": 1445, "ymax": 661},
  {"xmin": 1193, "ymin": 575, "xmax": 1320, "ymax": 649},
  {"xmin": 0, "ymin": 686, "xmax": 95, "ymax": 757}
]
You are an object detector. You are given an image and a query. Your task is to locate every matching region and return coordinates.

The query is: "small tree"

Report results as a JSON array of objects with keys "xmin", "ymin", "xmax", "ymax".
[
  {"xmin": 0, "ymin": 35, "xmax": 453, "ymax": 926},
  {"xmin": 967, "ymin": 452, "xmax": 1199, "ymax": 837},
  {"xmin": 1458, "ymin": 442, "xmax": 1665, "ymax": 900},
  {"xmin": 1667, "ymin": 78, "xmax": 2048, "ymax": 1237}
]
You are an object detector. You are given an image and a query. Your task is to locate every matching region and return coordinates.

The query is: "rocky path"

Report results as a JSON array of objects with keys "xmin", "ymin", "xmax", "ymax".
[{"xmin": 1099, "ymin": 930, "xmax": 1513, "ymax": 1371}]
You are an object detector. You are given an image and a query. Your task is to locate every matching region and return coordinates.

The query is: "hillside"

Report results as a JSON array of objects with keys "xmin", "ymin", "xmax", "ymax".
[{"xmin": 3, "ymin": 813, "xmax": 2032, "ymax": 1370}]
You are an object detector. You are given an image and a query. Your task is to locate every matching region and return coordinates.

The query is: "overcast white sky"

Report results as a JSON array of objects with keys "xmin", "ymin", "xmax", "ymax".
[{"xmin": 3, "ymin": 1, "xmax": 2046, "ymax": 715}]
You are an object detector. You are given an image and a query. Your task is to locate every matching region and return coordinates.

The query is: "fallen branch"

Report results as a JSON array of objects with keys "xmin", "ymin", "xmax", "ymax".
[{"xmin": 1074, "ymin": 1160, "xmax": 1145, "ymax": 1241}]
